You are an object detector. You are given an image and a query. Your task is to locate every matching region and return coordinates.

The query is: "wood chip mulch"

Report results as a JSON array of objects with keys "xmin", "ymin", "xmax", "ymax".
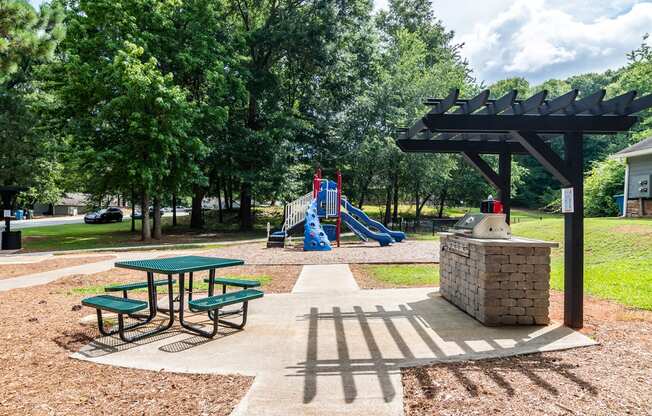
[
  {"xmin": 0, "ymin": 255, "xmax": 116, "ymax": 280},
  {"xmin": 402, "ymin": 291, "xmax": 652, "ymax": 416},
  {"xmin": 0, "ymin": 266, "xmax": 308, "ymax": 415}
]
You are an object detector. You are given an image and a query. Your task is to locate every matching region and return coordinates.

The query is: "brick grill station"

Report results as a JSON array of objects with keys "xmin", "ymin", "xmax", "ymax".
[{"xmin": 439, "ymin": 233, "xmax": 558, "ymax": 326}]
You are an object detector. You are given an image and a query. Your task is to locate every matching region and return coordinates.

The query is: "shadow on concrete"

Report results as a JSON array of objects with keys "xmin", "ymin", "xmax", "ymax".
[{"xmin": 289, "ymin": 293, "xmax": 593, "ymax": 406}]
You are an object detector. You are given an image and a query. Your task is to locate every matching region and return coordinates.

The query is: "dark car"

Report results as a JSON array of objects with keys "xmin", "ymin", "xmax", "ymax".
[{"xmin": 84, "ymin": 207, "xmax": 123, "ymax": 224}]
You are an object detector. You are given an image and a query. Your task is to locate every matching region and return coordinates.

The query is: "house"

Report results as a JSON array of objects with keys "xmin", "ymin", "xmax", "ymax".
[
  {"xmin": 33, "ymin": 193, "xmax": 91, "ymax": 216},
  {"xmin": 614, "ymin": 136, "xmax": 652, "ymax": 217}
]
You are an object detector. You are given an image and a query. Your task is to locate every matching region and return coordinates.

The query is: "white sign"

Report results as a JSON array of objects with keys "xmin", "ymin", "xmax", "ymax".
[
  {"xmin": 3, "ymin": 210, "xmax": 10, "ymax": 218},
  {"xmin": 561, "ymin": 188, "xmax": 574, "ymax": 213}
]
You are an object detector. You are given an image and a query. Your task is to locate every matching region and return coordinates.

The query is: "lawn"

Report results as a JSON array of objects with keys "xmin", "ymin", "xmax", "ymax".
[
  {"xmin": 358, "ymin": 264, "xmax": 440, "ymax": 287},
  {"xmin": 512, "ymin": 217, "xmax": 652, "ymax": 310},
  {"xmin": 21, "ymin": 215, "xmax": 265, "ymax": 252}
]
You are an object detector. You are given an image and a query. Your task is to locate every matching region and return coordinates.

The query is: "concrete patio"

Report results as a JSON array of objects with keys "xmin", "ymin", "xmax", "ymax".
[{"xmin": 72, "ymin": 264, "xmax": 596, "ymax": 416}]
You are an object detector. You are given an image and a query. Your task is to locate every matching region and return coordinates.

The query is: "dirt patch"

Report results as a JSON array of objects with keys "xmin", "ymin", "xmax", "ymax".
[
  {"xmin": 199, "ymin": 240, "xmax": 439, "ymax": 265},
  {"xmin": 0, "ymin": 273, "xmax": 253, "ymax": 416},
  {"xmin": 402, "ymin": 292, "xmax": 652, "ymax": 416},
  {"xmin": 0, "ymin": 255, "xmax": 115, "ymax": 279},
  {"xmin": 610, "ymin": 224, "xmax": 652, "ymax": 236}
]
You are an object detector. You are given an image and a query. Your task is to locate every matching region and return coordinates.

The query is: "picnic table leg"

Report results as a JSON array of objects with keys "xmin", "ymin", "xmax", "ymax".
[
  {"xmin": 178, "ymin": 272, "xmax": 219, "ymax": 337},
  {"xmin": 188, "ymin": 272, "xmax": 194, "ymax": 301},
  {"xmin": 110, "ymin": 272, "xmax": 175, "ymax": 343}
]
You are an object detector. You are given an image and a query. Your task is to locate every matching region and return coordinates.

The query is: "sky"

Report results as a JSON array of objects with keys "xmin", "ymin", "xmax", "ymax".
[
  {"xmin": 29, "ymin": 0, "xmax": 652, "ymax": 85},
  {"xmin": 376, "ymin": 0, "xmax": 652, "ymax": 85}
]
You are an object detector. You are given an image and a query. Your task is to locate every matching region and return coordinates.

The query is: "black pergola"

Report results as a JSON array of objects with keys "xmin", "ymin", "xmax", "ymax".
[{"xmin": 397, "ymin": 88, "xmax": 652, "ymax": 329}]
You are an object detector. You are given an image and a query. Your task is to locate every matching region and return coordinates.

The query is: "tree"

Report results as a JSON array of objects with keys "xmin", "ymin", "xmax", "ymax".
[
  {"xmin": 0, "ymin": 1, "xmax": 64, "ymax": 204},
  {"xmin": 584, "ymin": 158, "xmax": 625, "ymax": 217}
]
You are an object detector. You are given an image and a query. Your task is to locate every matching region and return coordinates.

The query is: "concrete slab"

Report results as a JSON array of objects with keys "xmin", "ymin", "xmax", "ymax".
[
  {"xmin": 73, "ymin": 285, "xmax": 596, "ymax": 416},
  {"xmin": 292, "ymin": 264, "xmax": 360, "ymax": 294}
]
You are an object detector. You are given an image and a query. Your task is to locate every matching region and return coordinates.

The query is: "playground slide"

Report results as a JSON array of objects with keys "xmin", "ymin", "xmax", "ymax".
[
  {"xmin": 342, "ymin": 199, "xmax": 406, "ymax": 242},
  {"xmin": 341, "ymin": 211, "xmax": 393, "ymax": 247}
]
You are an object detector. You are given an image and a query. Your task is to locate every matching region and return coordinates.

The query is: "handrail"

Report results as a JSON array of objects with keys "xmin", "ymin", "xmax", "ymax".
[{"xmin": 283, "ymin": 192, "xmax": 313, "ymax": 232}]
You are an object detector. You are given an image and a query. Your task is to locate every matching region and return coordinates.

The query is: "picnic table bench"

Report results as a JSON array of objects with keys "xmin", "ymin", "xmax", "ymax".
[{"xmin": 81, "ymin": 256, "xmax": 263, "ymax": 341}]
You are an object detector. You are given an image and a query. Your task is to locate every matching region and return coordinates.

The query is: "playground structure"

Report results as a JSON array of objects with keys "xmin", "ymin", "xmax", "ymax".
[{"xmin": 267, "ymin": 169, "xmax": 406, "ymax": 250}]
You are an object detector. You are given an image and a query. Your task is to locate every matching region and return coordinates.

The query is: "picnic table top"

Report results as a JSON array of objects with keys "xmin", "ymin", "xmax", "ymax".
[{"xmin": 115, "ymin": 255, "xmax": 244, "ymax": 274}]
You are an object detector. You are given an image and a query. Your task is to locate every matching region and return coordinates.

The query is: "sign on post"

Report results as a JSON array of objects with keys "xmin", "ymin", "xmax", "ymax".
[{"xmin": 561, "ymin": 188, "xmax": 574, "ymax": 213}]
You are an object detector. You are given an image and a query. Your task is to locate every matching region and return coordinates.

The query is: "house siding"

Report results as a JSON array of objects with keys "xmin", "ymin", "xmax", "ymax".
[{"xmin": 627, "ymin": 154, "xmax": 652, "ymax": 198}]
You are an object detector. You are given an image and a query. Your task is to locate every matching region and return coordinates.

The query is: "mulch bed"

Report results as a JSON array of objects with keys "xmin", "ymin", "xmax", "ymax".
[
  {"xmin": 199, "ymin": 240, "xmax": 439, "ymax": 265},
  {"xmin": 66, "ymin": 264, "xmax": 302, "ymax": 294},
  {"xmin": 0, "ymin": 265, "xmax": 307, "ymax": 415},
  {"xmin": 0, "ymin": 255, "xmax": 115, "ymax": 280},
  {"xmin": 402, "ymin": 291, "xmax": 652, "ymax": 415}
]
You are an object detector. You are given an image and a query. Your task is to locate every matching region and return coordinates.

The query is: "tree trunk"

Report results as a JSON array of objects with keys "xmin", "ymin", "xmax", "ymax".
[
  {"xmin": 358, "ymin": 182, "xmax": 368, "ymax": 209},
  {"xmin": 383, "ymin": 185, "xmax": 392, "ymax": 225},
  {"xmin": 141, "ymin": 190, "xmax": 151, "ymax": 241},
  {"xmin": 437, "ymin": 188, "xmax": 447, "ymax": 218},
  {"xmin": 153, "ymin": 196, "xmax": 162, "ymax": 239},
  {"xmin": 216, "ymin": 176, "xmax": 223, "ymax": 223},
  {"xmin": 190, "ymin": 187, "xmax": 205, "ymax": 229},
  {"xmin": 130, "ymin": 189, "xmax": 136, "ymax": 233},
  {"xmin": 392, "ymin": 172, "xmax": 399, "ymax": 224},
  {"xmin": 239, "ymin": 182, "xmax": 253, "ymax": 231},
  {"xmin": 172, "ymin": 194, "xmax": 177, "ymax": 226}
]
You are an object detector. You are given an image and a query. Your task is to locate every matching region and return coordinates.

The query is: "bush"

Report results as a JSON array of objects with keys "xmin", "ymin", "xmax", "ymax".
[{"xmin": 584, "ymin": 158, "xmax": 625, "ymax": 217}]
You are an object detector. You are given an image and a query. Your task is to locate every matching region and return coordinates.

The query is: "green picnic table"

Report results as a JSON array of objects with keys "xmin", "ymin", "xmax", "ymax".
[{"xmin": 82, "ymin": 255, "xmax": 263, "ymax": 341}]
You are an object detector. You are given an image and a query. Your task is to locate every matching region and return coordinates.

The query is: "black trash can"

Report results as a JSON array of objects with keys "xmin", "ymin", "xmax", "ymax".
[{"xmin": 2, "ymin": 231, "xmax": 21, "ymax": 250}]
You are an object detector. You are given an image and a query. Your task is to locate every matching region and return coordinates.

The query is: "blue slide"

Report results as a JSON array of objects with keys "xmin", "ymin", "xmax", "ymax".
[
  {"xmin": 342, "ymin": 199, "xmax": 406, "ymax": 242},
  {"xmin": 341, "ymin": 211, "xmax": 393, "ymax": 247}
]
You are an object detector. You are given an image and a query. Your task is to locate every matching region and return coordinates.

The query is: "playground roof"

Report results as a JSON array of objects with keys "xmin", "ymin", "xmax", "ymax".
[{"xmin": 396, "ymin": 88, "xmax": 652, "ymax": 155}]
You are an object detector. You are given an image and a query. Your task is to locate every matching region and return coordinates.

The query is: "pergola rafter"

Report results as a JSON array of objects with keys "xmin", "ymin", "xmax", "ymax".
[{"xmin": 396, "ymin": 88, "xmax": 652, "ymax": 329}]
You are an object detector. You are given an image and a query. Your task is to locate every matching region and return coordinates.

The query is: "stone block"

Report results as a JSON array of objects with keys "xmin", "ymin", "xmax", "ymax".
[
  {"xmin": 486, "ymin": 255, "xmax": 509, "ymax": 264},
  {"xmin": 517, "ymin": 315, "xmax": 534, "ymax": 325},
  {"xmin": 500, "ymin": 281, "xmax": 517, "ymax": 290},
  {"xmin": 510, "ymin": 255, "xmax": 526, "ymax": 264},
  {"xmin": 527, "ymin": 256, "xmax": 550, "ymax": 265},
  {"xmin": 509, "ymin": 289, "xmax": 525, "ymax": 298},
  {"xmin": 534, "ymin": 247, "xmax": 551, "ymax": 256},
  {"xmin": 501, "ymin": 315, "xmax": 517, "ymax": 325},
  {"xmin": 518, "ymin": 264, "xmax": 534, "ymax": 273},
  {"xmin": 534, "ymin": 281, "xmax": 550, "ymax": 290},
  {"xmin": 510, "ymin": 273, "xmax": 526, "ymax": 282},
  {"xmin": 517, "ymin": 298, "xmax": 534, "ymax": 307},
  {"xmin": 501, "ymin": 263, "xmax": 518, "ymax": 273},
  {"xmin": 501, "ymin": 298, "xmax": 516, "ymax": 307},
  {"xmin": 510, "ymin": 306, "xmax": 526, "ymax": 315},
  {"xmin": 534, "ymin": 315, "xmax": 550, "ymax": 325},
  {"xmin": 533, "ymin": 298, "xmax": 550, "ymax": 307},
  {"xmin": 526, "ymin": 290, "xmax": 548, "ymax": 299}
]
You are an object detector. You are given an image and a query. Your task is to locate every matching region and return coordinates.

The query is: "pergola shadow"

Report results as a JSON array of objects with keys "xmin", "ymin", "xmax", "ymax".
[{"xmin": 288, "ymin": 296, "xmax": 592, "ymax": 405}]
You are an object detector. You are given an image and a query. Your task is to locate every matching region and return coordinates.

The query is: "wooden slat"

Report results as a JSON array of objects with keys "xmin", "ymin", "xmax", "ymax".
[
  {"xmin": 461, "ymin": 152, "xmax": 505, "ymax": 190},
  {"xmin": 539, "ymin": 89, "xmax": 578, "ymax": 115},
  {"xmin": 507, "ymin": 90, "xmax": 548, "ymax": 115},
  {"xmin": 564, "ymin": 90, "xmax": 606, "ymax": 115},
  {"xmin": 478, "ymin": 90, "xmax": 518, "ymax": 115},
  {"xmin": 624, "ymin": 93, "xmax": 652, "ymax": 115},
  {"xmin": 511, "ymin": 131, "xmax": 572, "ymax": 186},
  {"xmin": 589, "ymin": 91, "xmax": 636, "ymax": 115}
]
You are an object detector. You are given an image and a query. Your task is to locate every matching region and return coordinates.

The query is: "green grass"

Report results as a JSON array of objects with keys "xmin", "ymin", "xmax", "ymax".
[
  {"xmin": 512, "ymin": 217, "xmax": 652, "ymax": 310},
  {"xmin": 21, "ymin": 215, "xmax": 264, "ymax": 252},
  {"xmin": 362, "ymin": 264, "xmax": 440, "ymax": 287},
  {"xmin": 69, "ymin": 275, "xmax": 272, "ymax": 295}
]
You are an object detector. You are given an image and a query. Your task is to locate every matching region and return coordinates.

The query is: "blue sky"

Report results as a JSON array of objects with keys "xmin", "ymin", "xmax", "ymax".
[{"xmin": 29, "ymin": 0, "xmax": 652, "ymax": 85}]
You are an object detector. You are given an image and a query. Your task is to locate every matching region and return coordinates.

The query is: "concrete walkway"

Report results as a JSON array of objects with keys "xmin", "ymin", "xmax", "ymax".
[{"xmin": 73, "ymin": 265, "xmax": 596, "ymax": 416}]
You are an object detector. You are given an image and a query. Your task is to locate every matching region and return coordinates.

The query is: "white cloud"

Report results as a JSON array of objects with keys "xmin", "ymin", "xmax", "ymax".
[{"xmin": 456, "ymin": 0, "xmax": 652, "ymax": 84}]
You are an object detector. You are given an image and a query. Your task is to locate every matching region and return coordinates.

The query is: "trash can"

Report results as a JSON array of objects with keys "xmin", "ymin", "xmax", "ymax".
[
  {"xmin": 614, "ymin": 194, "xmax": 624, "ymax": 216},
  {"xmin": 14, "ymin": 210, "xmax": 23, "ymax": 220},
  {"xmin": 1, "ymin": 231, "xmax": 21, "ymax": 250}
]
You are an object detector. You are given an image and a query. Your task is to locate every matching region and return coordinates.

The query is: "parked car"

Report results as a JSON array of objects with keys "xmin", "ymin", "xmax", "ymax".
[
  {"xmin": 84, "ymin": 207, "xmax": 123, "ymax": 224},
  {"xmin": 132, "ymin": 207, "xmax": 164, "ymax": 219}
]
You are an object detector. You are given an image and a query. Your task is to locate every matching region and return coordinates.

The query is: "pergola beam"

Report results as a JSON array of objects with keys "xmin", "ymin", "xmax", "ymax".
[
  {"xmin": 422, "ymin": 114, "xmax": 638, "ymax": 135},
  {"xmin": 396, "ymin": 139, "xmax": 528, "ymax": 154},
  {"xmin": 511, "ymin": 131, "xmax": 572, "ymax": 186},
  {"xmin": 461, "ymin": 152, "xmax": 504, "ymax": 190}
]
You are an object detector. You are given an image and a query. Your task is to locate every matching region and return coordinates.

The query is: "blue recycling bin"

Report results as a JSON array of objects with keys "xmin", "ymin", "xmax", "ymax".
[
  {"xmin": 14, "ymin": 210, "xmax": 23, "ymax": 220},
  {"xmin": 614, "ymin": 194, "xmax": 624, "ymax": 216}
]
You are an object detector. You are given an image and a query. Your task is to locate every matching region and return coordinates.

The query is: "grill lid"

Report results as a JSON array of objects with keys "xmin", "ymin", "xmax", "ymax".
[{"xmin": 451, "ymin": 213, "xmax": 511, "ymax": 239}]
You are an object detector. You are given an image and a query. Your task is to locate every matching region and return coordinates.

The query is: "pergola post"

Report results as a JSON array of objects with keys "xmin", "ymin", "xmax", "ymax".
[
  {"xmin": 564, "ymin": 132, "xmax": 584, "ymax": 328},
  {"xmin": 498, "ymin": 152, "xmax": 512, "ymax": 224}
]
